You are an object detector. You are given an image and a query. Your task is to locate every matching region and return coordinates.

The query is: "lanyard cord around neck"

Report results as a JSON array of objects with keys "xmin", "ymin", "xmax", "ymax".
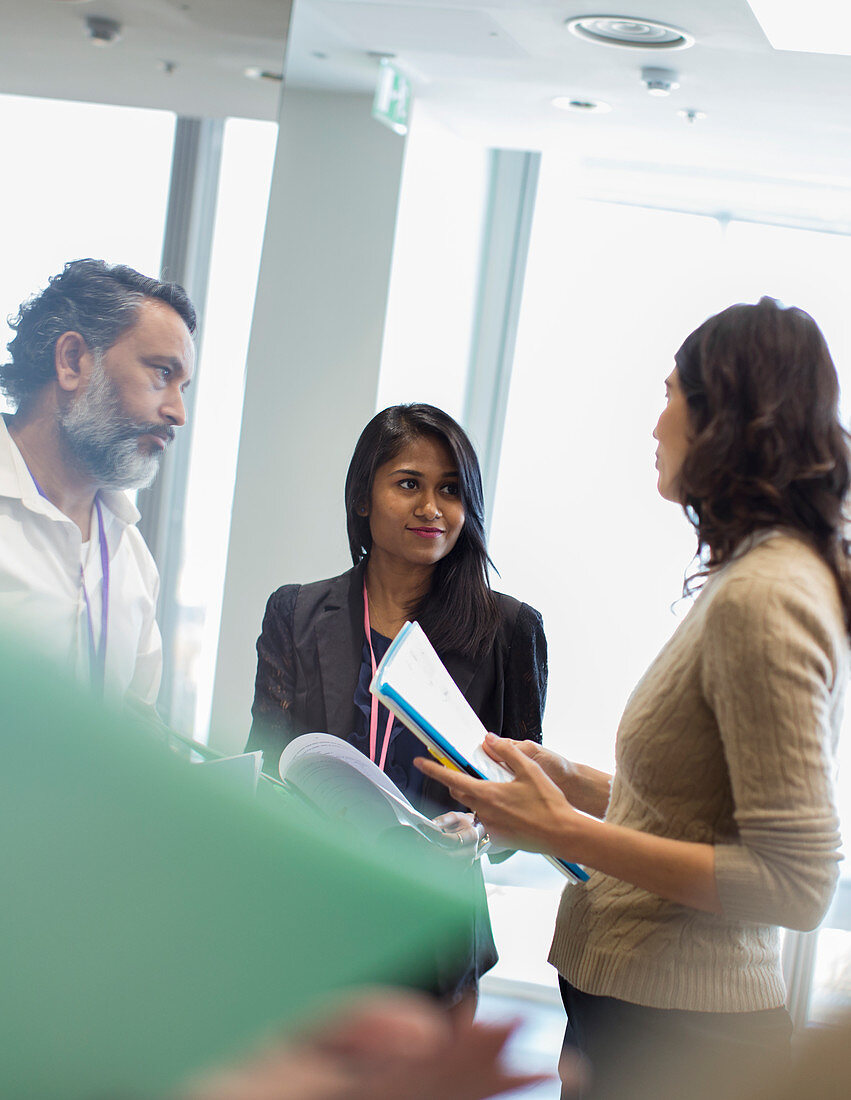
[
  {"xmin": 31, "ymin": 473, "xmax": 109, "ymax": 697},
  {"xmin": 362, "ymin": 576, "xmax": 394, "ymax": 772}
]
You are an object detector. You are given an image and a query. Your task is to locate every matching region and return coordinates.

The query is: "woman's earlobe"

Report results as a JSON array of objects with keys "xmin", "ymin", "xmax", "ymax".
[{"xmin": 357, "ymin": 504, "xmax": 369, "ymax": 516}]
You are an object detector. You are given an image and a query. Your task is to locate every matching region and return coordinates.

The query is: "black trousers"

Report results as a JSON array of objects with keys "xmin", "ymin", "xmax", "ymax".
[
  {"xmin": 375, "ymin": 826, "xmax": 497, "ymax": 1004},
  {"xmin": 559, "ymin": 977, "xmax": 792, "ymax": 1100}
]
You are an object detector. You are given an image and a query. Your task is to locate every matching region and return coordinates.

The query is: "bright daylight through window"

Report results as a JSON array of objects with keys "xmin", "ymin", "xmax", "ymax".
[
  {"xmin": 483, "ymin": 160, "xmax": 851, "ymax": 1016},
  {"xmin": 0, "ymin": 94, "xmax": 174, "ymax": 415}
]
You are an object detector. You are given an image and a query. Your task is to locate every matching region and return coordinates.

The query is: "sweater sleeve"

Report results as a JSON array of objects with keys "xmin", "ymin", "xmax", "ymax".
[
  {"xmin": 701, "ymin": 574, "xmax": 843, "ymax": 931},
  {"xmin": 501, "ymin": 602, "xmax": 547, "ymax": 744},
  {"xmin": 246, "ymin": 585, "xmax": 301, "ymax": 775}
]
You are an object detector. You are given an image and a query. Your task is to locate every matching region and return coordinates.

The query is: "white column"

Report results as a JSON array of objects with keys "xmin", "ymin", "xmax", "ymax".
[{"xmin": 209, "ymin": 89, "xmax": 405, "ymax": 751}]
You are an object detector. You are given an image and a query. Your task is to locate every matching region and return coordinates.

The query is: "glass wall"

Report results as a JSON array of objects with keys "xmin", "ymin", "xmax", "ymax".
[
  {"xmin": 377, "ymin": 101, "xmax": 490, "ymax": 421},
  {"xmin": 484, "ymin": 155, "xmax": 851, "ymax": 1011},
  {"xmin": 0, "ymin": 93, "xmax": 175, "ymax": 411},
  {"xmin": 0, "ymin": 94, "xmax": 277, "ymax": 749},
  {"xmin": 168, "ymin": 118, "xmax": 279, "ymax": 741}
]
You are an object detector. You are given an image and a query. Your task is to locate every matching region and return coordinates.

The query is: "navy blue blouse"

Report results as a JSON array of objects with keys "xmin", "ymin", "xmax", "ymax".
[{"xmin": 350, "ymin": 629, "xmax": 428, "ymax": 810}]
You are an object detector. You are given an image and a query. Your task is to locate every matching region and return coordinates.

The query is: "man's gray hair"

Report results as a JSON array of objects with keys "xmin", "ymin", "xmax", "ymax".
[{"xmin": 0, "ymin": 258, "xmax": 196, "ymax": 409}]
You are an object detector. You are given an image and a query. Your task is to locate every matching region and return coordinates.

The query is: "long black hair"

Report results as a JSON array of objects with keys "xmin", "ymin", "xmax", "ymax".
[
  {"xmin": 676, "ymin": 296, "xmax": 851, "ymax": 633},
  {"xmin": 345, "ymin": 403, "xmax": 500, "ymax": 660}
]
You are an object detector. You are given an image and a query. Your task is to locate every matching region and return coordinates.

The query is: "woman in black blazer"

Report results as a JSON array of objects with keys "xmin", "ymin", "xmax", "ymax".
[{"xmin": 247, "ymin": 403, "xmax": 547, "ymax": 1009}]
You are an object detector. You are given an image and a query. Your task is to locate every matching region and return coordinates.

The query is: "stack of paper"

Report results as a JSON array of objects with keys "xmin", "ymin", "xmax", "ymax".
[{"xmin": 370, "ymin": 621, "xmax": 589, "ymax": 884}]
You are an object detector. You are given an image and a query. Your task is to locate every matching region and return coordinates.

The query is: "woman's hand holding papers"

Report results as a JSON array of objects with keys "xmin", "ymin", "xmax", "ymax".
[
  {"xmin": 488, "ymin": 737, "xmax": 613, "ymax": 821},
  {"xmin": 415, "ymin": 735, "xmax": 586, "ymax": 858},
  {"xmin": 417, "ymin": 734, "xmax": 723, "ymax": 914},
  {"xmin": 432, "ymin": 810, "xmax": 486, "ymax": 860}
]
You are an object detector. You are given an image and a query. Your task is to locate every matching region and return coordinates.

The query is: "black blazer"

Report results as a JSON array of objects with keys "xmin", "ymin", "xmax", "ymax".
[{"xmin": 247, "ymin": 564, "xmax": 547, "ymax": 815}]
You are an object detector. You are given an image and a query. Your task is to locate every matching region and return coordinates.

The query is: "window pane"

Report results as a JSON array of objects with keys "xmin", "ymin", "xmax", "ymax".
[
  {"xmin": 486, "ymin": 157, "xmax": 851, "ymax": 1008},
  {"xmin": 171, "ymin": 117, "xmax": 279, "ymax": 742},
  {"xmin": 377, "ymin": 103, "xmax": 490, "ymax": 420},
  {"xmin": 724, "ymin": 220, "xmax": 851, "ymax": 1022},
  {"xmin": 0, "ymin": 93, "xmax": 174, "ymax": 412},
  {"xmin": 723, "ymin": 221, "xmax": 851, "ymax": 419},
  {"xmin": 491, "ymin": 187, "xmax": 721, "ymax": 774}
]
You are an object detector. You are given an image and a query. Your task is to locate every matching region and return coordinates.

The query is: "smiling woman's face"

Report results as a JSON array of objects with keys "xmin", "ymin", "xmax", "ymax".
[
  {"xmin": 364, "ymin": 434, "xmax": 466, "ymax": 571},
  {"xmin": 652, "ymin": 367, "xmax": 693, "ymax": 503}
]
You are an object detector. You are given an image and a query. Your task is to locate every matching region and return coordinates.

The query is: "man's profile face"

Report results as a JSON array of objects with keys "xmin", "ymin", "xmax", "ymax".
[{"xmin": 59, "ymin": 299, "xmax": 195, "ymax": 489}]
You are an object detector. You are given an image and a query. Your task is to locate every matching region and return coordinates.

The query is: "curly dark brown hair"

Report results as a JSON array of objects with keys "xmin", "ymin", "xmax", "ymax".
[
  {"xmin": 1, "ymin": 259, "xmax": 196, "ymax": 409},
  {"xmin": 676, "ymin": 296, "xmax": 851, "ymax": 632}
]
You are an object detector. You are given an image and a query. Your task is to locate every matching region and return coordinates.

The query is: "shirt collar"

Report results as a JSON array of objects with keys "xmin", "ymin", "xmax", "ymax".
[
  {"xmin": 96, "ymin": 486, "xmax": 140, "ymax": 526},
  {"xmin": 729, "ymin": 527, "xmax": 784, "ymax": 560},
  {"xmin": 0, "ymin": 414, "xmax": 140, "ymax": 526}
]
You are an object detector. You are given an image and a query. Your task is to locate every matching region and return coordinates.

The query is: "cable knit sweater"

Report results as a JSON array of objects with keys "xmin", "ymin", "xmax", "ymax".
[{"xmin": 549, "ymin": 533, "xmax": 846, "ymax": 1013}]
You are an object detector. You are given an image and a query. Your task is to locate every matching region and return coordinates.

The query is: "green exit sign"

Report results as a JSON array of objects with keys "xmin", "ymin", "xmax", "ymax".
[{"xmin": 372, "ymin": 59, "xmax": 410, "ymax": 135}]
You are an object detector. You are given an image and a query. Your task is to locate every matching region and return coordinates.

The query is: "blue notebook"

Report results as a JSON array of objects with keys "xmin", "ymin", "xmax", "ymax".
[{"xmin": 370, "ymin": 620, "xmax": 589, "ymax": 885}]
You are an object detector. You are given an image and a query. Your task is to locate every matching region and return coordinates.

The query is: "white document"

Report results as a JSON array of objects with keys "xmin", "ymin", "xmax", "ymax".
[
  {"xmin": 278, "ymin": 733, "xmax": 464, "ymax": 848},
  {"xmin": 370, "ymin": 622, "xmax": 589, "ymax": 885},
  {"xmin": 370, "ymin": 621, "xmax": 512, "ymax": 782},
  {"xmin": 200, "ymin": 750, "xmax": 263, "ymax": 792}
]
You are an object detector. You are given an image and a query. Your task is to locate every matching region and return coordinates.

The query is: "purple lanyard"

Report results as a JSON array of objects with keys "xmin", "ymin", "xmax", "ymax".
[
  {"xmin": 363, "ymin": 577, "xmax": 394, "ymax": 772},
  {"xmin": 31, "ymin": 474, "xmax": 109, "ymax": 696}
]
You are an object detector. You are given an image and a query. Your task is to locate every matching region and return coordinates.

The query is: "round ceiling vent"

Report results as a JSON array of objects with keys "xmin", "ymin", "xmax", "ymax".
[{"xmin": 566, "ymin": 16, "xmax": 694, "ymax": 51}]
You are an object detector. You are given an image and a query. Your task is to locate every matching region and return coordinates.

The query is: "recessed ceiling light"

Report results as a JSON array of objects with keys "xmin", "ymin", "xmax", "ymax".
[
  {"xmin": 551, "ymin": 96, "xmax": 612, "ymax": 113},
  {"xmin": 566, "ymin": 16, "xmax": 694, "ymax": 51}
]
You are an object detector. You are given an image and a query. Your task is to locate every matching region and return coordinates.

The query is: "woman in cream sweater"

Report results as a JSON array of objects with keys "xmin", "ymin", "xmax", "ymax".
[{"xmin": 417, "ymin": 297, "xmax": 851, "ymax": 1099}]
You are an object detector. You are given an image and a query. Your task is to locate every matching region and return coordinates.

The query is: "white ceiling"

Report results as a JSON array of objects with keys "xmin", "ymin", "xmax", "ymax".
[
  {"xmin": 0, "ymin": 0, "xmax": 290, "ymax": 119},
  {"xmin": 2, "ymin": 1, "xmax": 851, "ymax": 226}
]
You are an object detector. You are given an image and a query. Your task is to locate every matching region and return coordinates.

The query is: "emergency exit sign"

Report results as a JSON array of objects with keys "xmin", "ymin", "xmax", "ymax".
[{"xmin": 372, "ymin": 59, "xmax": 410, "ymax": 135}]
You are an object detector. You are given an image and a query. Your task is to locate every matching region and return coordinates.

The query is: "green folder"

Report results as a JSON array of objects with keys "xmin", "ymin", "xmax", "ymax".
[{"xmin": 0, "ymin": 632, "xmax": 470, "ymax": 1098}]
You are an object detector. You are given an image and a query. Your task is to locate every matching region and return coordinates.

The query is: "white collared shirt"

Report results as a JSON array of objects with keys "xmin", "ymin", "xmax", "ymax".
[{"xmin": 0, "ymin": 415, "xmax": 162, "ymax": 705}]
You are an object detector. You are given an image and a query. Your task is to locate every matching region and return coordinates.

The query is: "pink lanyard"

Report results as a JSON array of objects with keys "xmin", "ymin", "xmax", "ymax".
[{"xmin": 363, "ymin": 577, "xmax": 394, "ymax": 771}]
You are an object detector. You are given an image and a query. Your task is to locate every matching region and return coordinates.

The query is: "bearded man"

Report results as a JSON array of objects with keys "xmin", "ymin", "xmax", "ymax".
[{"xmin": 0, "ymin": 259, "xmax": 196, "ymax": 707}]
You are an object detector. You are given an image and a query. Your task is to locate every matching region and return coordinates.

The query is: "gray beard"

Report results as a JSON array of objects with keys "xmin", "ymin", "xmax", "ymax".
[{"xmin": 58, "ymin": 359, "xmax": 168, "ymax": 490}]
